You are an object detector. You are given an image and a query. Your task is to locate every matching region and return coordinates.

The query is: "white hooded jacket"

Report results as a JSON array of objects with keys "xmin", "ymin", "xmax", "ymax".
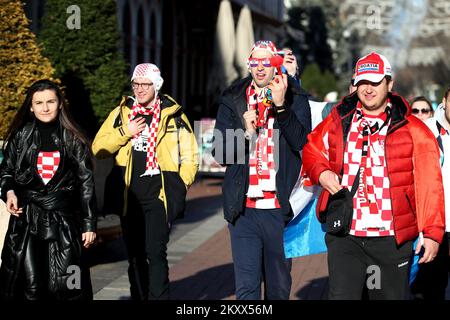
[{"xmin": 426, "ymin": 104, "xmax": 450, "ymax": 233}]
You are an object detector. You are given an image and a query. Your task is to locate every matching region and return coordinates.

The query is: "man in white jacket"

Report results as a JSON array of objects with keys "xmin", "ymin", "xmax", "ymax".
[{"xmin": 412, "ymin": 86, "xmax": 450, "ymax": 299}]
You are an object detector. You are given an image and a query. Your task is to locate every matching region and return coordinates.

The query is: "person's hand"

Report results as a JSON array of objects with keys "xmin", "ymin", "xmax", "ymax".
[
  {"xmin": 6, "ymin": 190, "xmax": 22, "ymax": 217},
  {"xmin": 267, "ymin": 74, "xmax": 288, "ymax": 107},
  {"xmin": 318, "ymin": 170, "xmax": 342, "ymax": 195},
  {"xmin": 128, "ymin": 117, "xmax": 146, "ymax": 136},
  {"xmin": 416, "ymin": 237, "xmax": 439, "ymax": 264},
  {"xmin": 282, "ymin": 49, "xmax": 298, "ymax": 77},
  {"xmin": 243, "ymin": 110, "xmax": 257, "ymax": 134},
  {"xmin": 82, "ymin": 232, "xmax": 97, "ymax": 248}
]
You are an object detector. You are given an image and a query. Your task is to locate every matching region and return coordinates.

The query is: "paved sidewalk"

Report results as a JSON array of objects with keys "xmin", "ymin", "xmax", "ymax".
[
  {"xmin": 92, "ymin": 177, "xmax": 226, "ymax": 300},
  {"xmin": 2, "ymin": 177, "xmax": 449, "ymax": 300},
  {"xmin": 168, "ymin": 223, "xmax": 450, "ymax": 300},
  {"xmin": 93, "ymin": 209, "xmax": 226, "ymax": 299},
  {"xmin": 169, "ymin": 225, "xmax": 329, "ymax": 300},
  {"xmin": 92, "ymin": 176, "xmax": 332, "ymax": 300}
]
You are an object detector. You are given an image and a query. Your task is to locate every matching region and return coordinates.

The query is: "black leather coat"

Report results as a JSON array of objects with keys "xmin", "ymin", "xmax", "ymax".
[{"xmin": 0, "ymin": 120, "xmax": 97, "ymax": 299}]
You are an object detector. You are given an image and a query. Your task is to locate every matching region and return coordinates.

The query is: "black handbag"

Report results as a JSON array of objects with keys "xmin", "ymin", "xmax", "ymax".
[{"xmin": 325, "ymin": 169, "xmax": 360, "ymax": 236}]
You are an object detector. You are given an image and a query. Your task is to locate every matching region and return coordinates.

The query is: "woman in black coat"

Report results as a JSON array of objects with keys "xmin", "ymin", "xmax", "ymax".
[{"xmin": 0, "ymin": 79, "xmax": 97, "ymax": 300}]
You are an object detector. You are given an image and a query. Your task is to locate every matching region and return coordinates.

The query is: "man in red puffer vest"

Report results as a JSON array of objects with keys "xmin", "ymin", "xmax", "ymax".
[{"xmin": 302, "ymin": 52, "xmax": 445, "ymax": 300}]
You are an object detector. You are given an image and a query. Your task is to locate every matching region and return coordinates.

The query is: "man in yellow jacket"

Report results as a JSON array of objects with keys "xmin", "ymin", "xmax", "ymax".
[{"xmin": 92, "ymin": 63, "xmax": 198, "ymax": 300}]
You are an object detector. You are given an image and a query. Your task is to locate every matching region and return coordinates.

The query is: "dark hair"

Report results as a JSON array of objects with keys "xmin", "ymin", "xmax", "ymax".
[
  {"xmin": 411, "ymin": 96, "xmax": 433, "ymax": 110},
  {"xmin": 444, "ymin": 86, "xmax": 450, "ymax": 100},
  {"xmin": 350, "ymin": 69, "xmax": 356, "ymax": 86},
  {"xmin": 3, "ymin": 79, "xmax": 91, "ymax": 154}
]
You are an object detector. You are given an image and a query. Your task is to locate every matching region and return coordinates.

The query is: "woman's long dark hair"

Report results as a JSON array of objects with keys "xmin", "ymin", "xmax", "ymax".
[{"xmin": 3, "ymin": 79, "xmax": 91, "ymax": 154}]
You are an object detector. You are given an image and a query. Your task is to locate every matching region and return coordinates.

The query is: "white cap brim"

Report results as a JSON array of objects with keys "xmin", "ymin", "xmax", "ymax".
[{"xmin": 353, "ymin": 73, "xmax": 385, "ymax": 86}]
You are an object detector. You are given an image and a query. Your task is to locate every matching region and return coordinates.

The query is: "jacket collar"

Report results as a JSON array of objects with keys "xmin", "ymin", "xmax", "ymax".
[
  {"xmin": 224, "ymin": 76, "xmax": 252, "ymax": 128},
  {"xmin": 121, "ymin": 94, "xmax": 181, "ymax": 118},
  {"xmin": 22, "ymin": 118, "xmax": 64, "ymax": 144},
  {"xmin": 335, "ymin": 91, "xmax": 411, "ymax": 132},
  {"xmin": 434, "ymin": 103, "xmax": 450, "ymax": 132},
  {"xmin": 224, "ymin": 75, "xmax": 305, "ymax": 128}
]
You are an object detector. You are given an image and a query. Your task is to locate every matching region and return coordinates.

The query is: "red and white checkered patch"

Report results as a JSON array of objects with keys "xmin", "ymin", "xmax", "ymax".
[
  {"xmin": 245, "ymin": 82, "xmax": 280, "ymax": 209},
  {"xmin": 132, "ymin": 64, "xmax": 160, "ymax": 79},
  {"xmin": 342, "ymin": 104, "xmax": 394, "ymax": 237},
  {"xmin": 37, "ymin": 151, "xmax": 60, "ymax": 185},
  {"xmin": 129, "ymin": 97, "xmax": 161, "ymax": 176}
]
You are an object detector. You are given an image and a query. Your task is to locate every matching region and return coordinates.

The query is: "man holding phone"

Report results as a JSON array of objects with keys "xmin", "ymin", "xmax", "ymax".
[
  {"xmin": 281, "ymin": 47, "xmax": 300, "ymax": 82},
  {"xmin": 213, "ymin": 40, "xmax": 311, "ymax": 299}
]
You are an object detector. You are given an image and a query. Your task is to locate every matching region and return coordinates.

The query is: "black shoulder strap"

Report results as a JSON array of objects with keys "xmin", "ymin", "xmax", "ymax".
[
  {"xmin": 113, "ymin": 98, "xmax": 134, "ymax": 129},
  {"xmin": 350, "ymin": 168, "xmax": 361, "ymax": 197},
  {"xmin": 113, "ymin": 111, "xmax": 122, "ymax": 128},
  {"xmin": 436, "ymin": 120, "xmax": 444, "ymax": 154},
  {"xmin": 172, "ymin": 110, "xmax": 192, "ymax": 133},
  {"xmin": 160, "ymin": 94, "xmax": 191, "ymax": 133}
]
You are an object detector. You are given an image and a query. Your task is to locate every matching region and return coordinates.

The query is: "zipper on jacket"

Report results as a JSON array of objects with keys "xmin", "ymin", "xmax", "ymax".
[
  {"xmin": 404, "ymin": 192, "xmax": 415, "ymax": 217},
  {"xmin": 384, "ymin": 134, "xmax": 397, "ymax": 237},
  {"xmin": 383, "ymin": 114, "xmax": 409, "ymax": 233},
  {"xmin": 160, "ymin": 172, "xmax": 168, "ymax": 222}
]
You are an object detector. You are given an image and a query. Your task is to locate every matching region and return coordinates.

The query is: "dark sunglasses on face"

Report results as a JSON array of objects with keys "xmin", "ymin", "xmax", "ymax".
[
  {"xmin": 412, "ymin": 108, "xmax": 431, "ymax": 114},
  {"xmin": 248, "ymin": 58, "xmax": 271, "ymax": 68}
]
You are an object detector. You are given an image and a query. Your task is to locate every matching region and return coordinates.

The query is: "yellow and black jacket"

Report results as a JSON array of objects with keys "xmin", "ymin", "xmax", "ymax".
[{"xmin": 92, "ymin": 94, "xmax": 198, "ymax": 222}]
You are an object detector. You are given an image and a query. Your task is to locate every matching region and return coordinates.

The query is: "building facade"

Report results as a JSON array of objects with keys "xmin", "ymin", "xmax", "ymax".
[
  {"xmin": 339, "ymin": 0, "xmax": 450, "ymax": 100},
  {"xmin": 25, "ymin": 0, "xmax": 286, "ymax": 118}
]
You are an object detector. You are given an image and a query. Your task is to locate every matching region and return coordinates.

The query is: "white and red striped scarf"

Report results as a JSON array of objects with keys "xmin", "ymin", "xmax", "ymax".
[
  {"xmin": 129, "ymin": 96, "xmax": 161, "ymax": 176},
  {"xmin": 341, "ymin": 101, "xmax": 394, "ymax": 237},
  {"xmin": 246, "ymin": 82, "xmax": 280, "ymax": 209},
  {"xmin": 37, "ymin": 151, "xmax": 60, "ymax": 185}
]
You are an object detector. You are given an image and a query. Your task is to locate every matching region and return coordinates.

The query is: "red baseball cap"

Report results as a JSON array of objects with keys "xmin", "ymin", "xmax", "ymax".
[{"xmin": 353, "ymin": 52, "xmax": 392, "ymax": 85}]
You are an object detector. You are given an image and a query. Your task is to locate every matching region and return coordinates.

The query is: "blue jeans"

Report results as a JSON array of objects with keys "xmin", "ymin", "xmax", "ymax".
[{"xmin": 228, "ymin": 207, "xmax": 292, "ymax": 300}]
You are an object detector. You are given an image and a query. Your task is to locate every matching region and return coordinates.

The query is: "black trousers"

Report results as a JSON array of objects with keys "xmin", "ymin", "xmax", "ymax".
[
  {"xmin": 228, "ymin": 208, "xmax": 292, "ymax": 300},
  {"xmin": 120, "ymin": 197, "xmax": 169, "ymax": 300},
  {"xmin": 326, "ymin": 234, "xmax": 413, "ymax": 300},
  {"xmin": 410, "ymin": 233, "xmax": 449, "ymax": 300}
]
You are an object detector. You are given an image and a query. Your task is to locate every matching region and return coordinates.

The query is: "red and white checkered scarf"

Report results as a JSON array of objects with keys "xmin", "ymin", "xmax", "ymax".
[
  {"xmin": 129, "ymin": 96, "xmax": 161, "ymax": 176},
  {"xmin": 246, "ymin": 82, "xmax": 279, "ymax": 208},
  {"xmin": 341, "ymin": 101, "xmax": 394, "ymax": 237}
]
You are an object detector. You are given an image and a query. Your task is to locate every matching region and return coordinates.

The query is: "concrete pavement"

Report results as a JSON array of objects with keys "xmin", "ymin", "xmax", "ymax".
[
  {"xmin": 88, "ymin": 177, "xmax": 337, "ymax": 300},
  {"xmin": 91, "ymin": 177, "xmax": 450, "ymax": 300},
  {"xmin": 1, "ymin": 177, "xmax": 449, "ymax": 299},
  {"xmin": 91, "ymin": 177, "xmax": 226, "ymax": 299}
]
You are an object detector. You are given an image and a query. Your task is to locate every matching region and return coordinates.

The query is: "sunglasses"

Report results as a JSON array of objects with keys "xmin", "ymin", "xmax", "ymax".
[
  {"xmin": 248, "ymin": 58, "xmax": 272, "ymax": 68},
  {"xmin": 412, "ymin": 108, "xmax": 431, "ymax": 114}
]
